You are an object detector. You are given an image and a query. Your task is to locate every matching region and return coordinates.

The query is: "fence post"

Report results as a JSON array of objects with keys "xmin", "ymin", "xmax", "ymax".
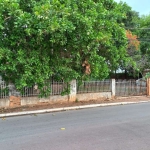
[
  {"xmin": 112, "ymin": 79, "xmax": 115, "ymax": 97},
  {"xmin": 69, "ymin": 80, "xmax": 77, "ymax": 102},
  {"xmin": 147, "ymin": 78, "xmax": 150, "ymax": 96}
]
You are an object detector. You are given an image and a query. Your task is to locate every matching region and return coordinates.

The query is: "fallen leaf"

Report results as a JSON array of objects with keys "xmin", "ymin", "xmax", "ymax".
[
  {"xmin": 2, "ymin": 117, "xmax": 6, "ymax": 120},
  {"xmin": 60, "ymin": 128, "xmax": 65, "ymax": 130}
]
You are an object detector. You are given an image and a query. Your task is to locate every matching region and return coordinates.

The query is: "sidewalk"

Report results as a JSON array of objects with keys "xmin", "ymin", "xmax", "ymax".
[{"xmin": 0, "ymin": 96, "xmax": 150, "ymax": 118}]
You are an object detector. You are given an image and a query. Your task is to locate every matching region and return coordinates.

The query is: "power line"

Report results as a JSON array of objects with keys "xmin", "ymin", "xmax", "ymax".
[
  {"xmin": 110, "ymin": 38, "xmax": 150, "ymax": 43},
  {"xmin": 129, "ymin": 38, "xmax": 150, "ymax": 41},
  {"xmin": 111, "ymin": 38, "xmax": 150, "ymax": 41},
  {"xmin": 125, "ymin": 28, "xmax": 150, "ymax": 30}
]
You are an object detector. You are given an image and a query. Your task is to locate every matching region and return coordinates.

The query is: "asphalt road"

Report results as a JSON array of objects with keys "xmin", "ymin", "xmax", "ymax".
[{"xmin": 1, "ymin": 103, "xmax": 150, "ymax": 150}]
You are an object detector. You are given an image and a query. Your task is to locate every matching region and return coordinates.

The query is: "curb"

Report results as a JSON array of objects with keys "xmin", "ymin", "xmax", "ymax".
[{"xmin": 0, "ymin": 101, "xmax": 150, "ymax": 118}]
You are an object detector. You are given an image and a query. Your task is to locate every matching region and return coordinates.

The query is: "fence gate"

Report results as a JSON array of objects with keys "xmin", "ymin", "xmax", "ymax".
[{"xmin": 116, "ymin": 79, "xmax": 147, "ymax": 96}]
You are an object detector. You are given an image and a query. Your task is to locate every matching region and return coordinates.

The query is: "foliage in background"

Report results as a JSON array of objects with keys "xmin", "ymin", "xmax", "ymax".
[
  {"xmin": 136, "ymin": 15, "xmax": 150, "ymax": 76},
  {"xmin": 118, "ymin": 3, "xmax": 150, "ymax": 77},
  {"xmin": 126, "ymin": 30, "xmax": 140, "ymax": 51},
  {"xmin": 115, "ymin": 2, "xmax": 142, "ymax": 77}
]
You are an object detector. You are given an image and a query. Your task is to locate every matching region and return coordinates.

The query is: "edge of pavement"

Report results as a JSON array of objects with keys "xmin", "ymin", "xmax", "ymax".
[{"xmin": 0, "ymin": 100, "xmax": 150, "ymax": 118}]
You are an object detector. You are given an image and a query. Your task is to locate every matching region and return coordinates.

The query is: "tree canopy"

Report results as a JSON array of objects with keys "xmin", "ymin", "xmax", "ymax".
[
  {"xmin": 0, "ymin": 0, "xmax": 129, "ymax": 93},
  {"xmin": 136, "ymin": 15, "xmax": 150, "ymax": 76},
  {"xmin": 113, "ymin": 1, "xmax": 142, "ymax": 77}
]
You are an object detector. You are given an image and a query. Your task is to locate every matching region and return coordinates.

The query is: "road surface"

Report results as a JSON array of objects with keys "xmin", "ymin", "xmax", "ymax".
[{"xmin": 1, "ymin": 103, "xmax": 150, "ymax": 150}]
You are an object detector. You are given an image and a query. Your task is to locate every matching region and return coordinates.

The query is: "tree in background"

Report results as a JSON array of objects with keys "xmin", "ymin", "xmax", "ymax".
[
  {"xmin": 136, "ymin": 15, "xmax": 150, "ymax": 76},
  {"xmin": 126, "ymin": 30, "xmax": 140, "ymax": 54},
  {"xmin": 118, "ymin": 2, "xmax": 150, "ymax": 77},
  {"xmin": 114, "ymin": 1, "xmax": 142, "ymax": 78},
  {"xmin": 0, "ymin": 0, "xmax": 129, "ymax": 95},
  {"xmin": 125, "ymin": 30, "xmax": 142, "ymax": 77},
  {"xmin": 117, "ymin": 2, "xmax": 140, "ymax": 29}
]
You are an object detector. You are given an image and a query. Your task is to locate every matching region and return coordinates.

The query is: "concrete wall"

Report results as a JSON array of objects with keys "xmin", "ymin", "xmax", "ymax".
[
  {"xmin": 21, "ymin": 92, "xmax": 111, "ymax": 106},
  {"xmin": 77, "ymin": 92, "xmax": 111, "ymax": 101},
  {"xmin": 0, "ymin": 80, "xmax": 114, "ymax": 108},
  {"xmin": 0, "ymin": 92, "xmax": 111, "ymax": 108},
  {"xmin": 21, "ymin": 95, "xmax": 69, "ymax": 106},
  {"xmin": 0, "ymin": 98, "xmax": 9, "ymax": 107}
]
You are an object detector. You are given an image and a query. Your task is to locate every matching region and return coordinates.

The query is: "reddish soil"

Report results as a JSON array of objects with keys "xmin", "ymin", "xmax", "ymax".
[{"xmin": 0, "ymin": 96, "xmax": 150, "ymax": 114}]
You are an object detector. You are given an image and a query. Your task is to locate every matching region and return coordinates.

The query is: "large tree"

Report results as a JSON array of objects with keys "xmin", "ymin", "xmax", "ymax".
[
  {"xmin": 0, "ymin": 0, "xmax": 128, "ymax": 94},
  {"xmin": 114, "ymin": 1, "xmax": 141, "ymax": 77},
  {"xmin": 137, "ymin": 15, "xmax": 150, "ymax": 75}
]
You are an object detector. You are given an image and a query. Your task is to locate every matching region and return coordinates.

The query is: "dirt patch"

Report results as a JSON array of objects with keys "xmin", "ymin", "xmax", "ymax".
[{"xmin": 0, "ymin": 96, "xmax": 150, "ymax": 114}]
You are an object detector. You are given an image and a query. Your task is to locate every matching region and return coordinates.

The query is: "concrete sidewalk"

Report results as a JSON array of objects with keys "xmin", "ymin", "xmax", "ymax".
[{"xmin": 0, "ymin": 99, "xmax": 150, "ymax": 118}]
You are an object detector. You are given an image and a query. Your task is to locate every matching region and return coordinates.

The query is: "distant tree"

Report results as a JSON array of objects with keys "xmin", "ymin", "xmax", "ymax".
[
  {"xmin": 126, "ymin": 30, "xmax": 140, "ymax": 54},
  {"xmin": 136, "ymin": 15, "xmax": 150, "ymax": 76},
  {"xmin": 114, "ymin": 2, "xmax": 142, "ymax": 77},
  {"xmin": 138, "ymin": 15, "xmax": 150, "ymax": 55}
]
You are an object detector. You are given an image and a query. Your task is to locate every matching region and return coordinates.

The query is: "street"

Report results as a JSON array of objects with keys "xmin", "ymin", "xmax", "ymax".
[{"xmin": 1, "ymin": 103, "xmax": 150, "ymax": 150}]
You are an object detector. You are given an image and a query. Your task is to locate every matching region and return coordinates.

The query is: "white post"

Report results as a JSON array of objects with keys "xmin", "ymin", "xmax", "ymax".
[
  {"xmin": 112, "ymin": 79, "xmax": 115, "ymax": 97},
  {"xmin": 69, "ymin": 80, "xmax": 77, "ymax": 101}
]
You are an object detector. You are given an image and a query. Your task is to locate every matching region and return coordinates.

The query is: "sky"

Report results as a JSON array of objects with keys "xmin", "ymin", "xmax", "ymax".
[{"xmin": 114, "ymin": 0, "xmax": 150, "ymax": 16}]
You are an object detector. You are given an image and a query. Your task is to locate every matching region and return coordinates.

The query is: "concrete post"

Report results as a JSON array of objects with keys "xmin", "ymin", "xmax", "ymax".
[
  {"xmin": 147, "ymin": 78, "xmax": 150, "ymax": 96},
  {"xmin": 69, "ymin": 80, "xmax": 77, "ymax": 102},
  {"xmin": 111, "ymin": 79, "xmax": 115, "ymax": 97}
]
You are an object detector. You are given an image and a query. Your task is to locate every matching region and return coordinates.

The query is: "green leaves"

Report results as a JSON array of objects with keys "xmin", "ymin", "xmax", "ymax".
[{"xmin": 0, "ymin": 0, "xmax": 129, "ymax": 96}]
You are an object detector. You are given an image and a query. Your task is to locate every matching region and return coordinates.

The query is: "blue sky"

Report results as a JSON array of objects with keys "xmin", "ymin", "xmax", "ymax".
[{"xmin": 114, "ymin": 0, "xmax": 150, "ymax": 16}]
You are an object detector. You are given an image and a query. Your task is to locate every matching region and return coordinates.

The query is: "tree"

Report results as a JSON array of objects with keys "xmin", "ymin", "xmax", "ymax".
[
  {"xmin": 0, "ymin": 0, "xmax": 129, "ymax": 95},
  {"xmin": 124, "ymin": 30, "xmax": 142, "ymax": 77},
  {"xmin": 113, "ymin": 1, "xmax": 141, "ymax": 77},
  {"xmin": 138, "ymin": 15, "xmax": 150, "ymax": 53},
  {"xmin": 135, "ymin": 14, "xmax": 150, "ymax": 76},
  {"xmin": 126, "ymin": 30, "xmax": 140, "ymax": 52}
]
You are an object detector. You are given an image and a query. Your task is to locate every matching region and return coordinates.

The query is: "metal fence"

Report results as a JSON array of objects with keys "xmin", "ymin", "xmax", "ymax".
[
  {"xmin": 21, "ymin": 85, "xmax": 39, "ymax": 97},
  {"xmin": 50, "ymin": 81, "xmax": 68, "ymax": 95},
  {"xmin": 0, "ymin": 79, "xmax": 147, "ymax": 99},
  {"xmin": 0, "ymin": 80, "xmax": 112, "ymax": 98},
  {"xmin": 0, "ymin": 82, "xmax": 9, "ymax": 99},
  {"xmin": 116, "ymin": 79, "xmax": 147, "ymax": 96},
  {"xmin": 21, "ymin": 81, "xmax": 68, "ymax": 97},
  {"xmin": 77, "ymin": 80, "xmax": 111, "ymax": 94},
  {"xmin": 0, "ymin": 81, "xmax": 68, "ymax": 98}
]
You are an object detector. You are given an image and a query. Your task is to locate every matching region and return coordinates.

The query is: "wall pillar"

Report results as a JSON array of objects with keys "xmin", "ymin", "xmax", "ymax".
[
  {"xmin": 112, "ymin": 79, "xmax": 115, "ymax": 97},
  {"xmin": 147, "ymin": 78, "xmax": 150, "ymax": 96},
  {"xmin": 9, "ymin": 96, "xmax": 21, "ymax": 107},
  {"xmin": 8, "ymin": 83, "xmax": 21, "ymax": 107},
  {"xmin": 69, "ymin": 80, "xmax": 77, "ymax": 102}
]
